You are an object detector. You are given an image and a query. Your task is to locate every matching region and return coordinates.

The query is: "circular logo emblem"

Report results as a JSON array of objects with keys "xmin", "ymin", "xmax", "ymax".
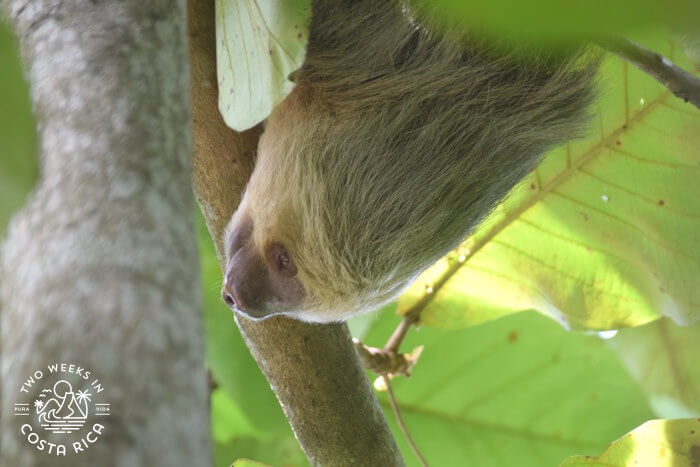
[{"xmin": 12, "ymin": 363, "xmax": 111, "ymax": 456}]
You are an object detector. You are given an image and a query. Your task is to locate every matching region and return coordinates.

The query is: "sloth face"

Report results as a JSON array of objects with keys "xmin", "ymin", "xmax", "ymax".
[
  {"xmin": 221, "ymin": 195, "xmax": 404, "ymax": 323},
  {"xmin": 221, "ymin": 208, "xmax": 306, "ymax": 321}
]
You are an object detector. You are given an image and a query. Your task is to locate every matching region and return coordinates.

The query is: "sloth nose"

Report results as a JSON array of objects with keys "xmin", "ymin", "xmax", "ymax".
[{"xmin": 221, "ymin": 279, "xmax": 241, "ymax": 310}]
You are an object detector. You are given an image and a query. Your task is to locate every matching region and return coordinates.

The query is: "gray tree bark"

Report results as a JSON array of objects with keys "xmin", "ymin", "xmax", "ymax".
[
  {"xmin": 0, "ymin": 1, "xmax": 210, "ymax": 466},
  {"xmin": 188, "ymin": 1, "xmax": 404, "ymax": 465}
]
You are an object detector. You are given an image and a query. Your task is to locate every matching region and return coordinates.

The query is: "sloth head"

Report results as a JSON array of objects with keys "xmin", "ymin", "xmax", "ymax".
[{"xmin": 220, "ymin": 90, "xmax": 436, "ymax": 323}]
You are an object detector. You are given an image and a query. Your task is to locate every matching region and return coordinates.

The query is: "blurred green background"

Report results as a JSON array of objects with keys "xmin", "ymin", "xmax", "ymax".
[{"xmin": 0, "ymin": 22, "xmax": 37, "ymax": 224}]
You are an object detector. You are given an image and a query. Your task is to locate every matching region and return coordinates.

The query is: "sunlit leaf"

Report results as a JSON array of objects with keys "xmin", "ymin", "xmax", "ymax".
[
  {"xmin": 363, "ymin": 310, "xmax": 654, "ymax": 466},
  {"xmin": 399, "ymin": 36, "xmax": 700, "ymax": 331},
  {"xmin": 560, "ymin": 419, "xmax": 700, "ymax": 466},
  {"xmin": 216, "ymin": 0, "xmax": 310, "ymax": 131},
  {"xmin": 606, "ymin": 319, "xmax": 700, "ymax": 419}
]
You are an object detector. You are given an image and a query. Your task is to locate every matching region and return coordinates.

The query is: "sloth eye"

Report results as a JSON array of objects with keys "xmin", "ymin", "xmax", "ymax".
[
  {"xmin": 277, "ymin": 252, "xmax": 291, "ymax": 268},
  {"xmin": 268, "ymin": 243, "xmax": 297, "ymax": 277}
]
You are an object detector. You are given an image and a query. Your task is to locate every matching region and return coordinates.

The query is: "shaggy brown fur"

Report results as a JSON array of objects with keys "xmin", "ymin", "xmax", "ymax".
[{"xmin": 222, "ymin": 0, "xmax": 599, "ymax": 322}]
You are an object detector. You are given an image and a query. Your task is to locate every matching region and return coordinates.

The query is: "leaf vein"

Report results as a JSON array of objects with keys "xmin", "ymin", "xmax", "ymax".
[
  {"xmin": 549, "ymin": 191, "xmax": 700, "ymax": 266},
  {"xmin": 576, "ymin": 167, "xmax": 700, "ymax": 218}
]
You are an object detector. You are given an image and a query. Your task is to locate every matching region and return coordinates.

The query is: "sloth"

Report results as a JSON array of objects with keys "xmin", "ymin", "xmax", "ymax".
[{"xmin": 221, "ymin": 0, "xmax": 599, "ymax": 322}]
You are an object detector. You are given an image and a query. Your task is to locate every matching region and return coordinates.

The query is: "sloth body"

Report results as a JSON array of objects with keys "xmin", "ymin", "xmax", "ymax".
[{"xmin": 221, "ymin": 0, "xmax": 598, "ymax": 322}]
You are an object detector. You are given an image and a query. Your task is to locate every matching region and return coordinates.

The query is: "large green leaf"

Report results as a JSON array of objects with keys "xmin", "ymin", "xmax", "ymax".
[
  {"xmin": 362, "ymin": 310, "xmax": 654, "ymax": 466},
  {"xmin": 607, "ymin": 319, "xmax": 700, "ymax": 419},
  {"xmin": 216, "ymin": 0, "xmax": 310, "ymax": 131},
  {"xmin": 398, "ymin": 36, "xmax": 700, "ymax": 331},
  {"xmin": 560, "ymin": 419, "xmax": 700, "ymax": 466}
]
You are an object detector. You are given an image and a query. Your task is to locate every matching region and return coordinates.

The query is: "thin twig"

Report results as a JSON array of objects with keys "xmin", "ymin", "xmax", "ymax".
[
  {"xmin": 385, "ymin": 252, "xmax": 471, "ymax": 353},
  {"xmin": 385, "ymin": 314, "xmax": 418, "ymax": 352},
  {"xmin": 601, "ymin": 36, "xmax": 700, "ymax": 109},
  {"xmin": 384, "ymin": 376, "xmax": 429, "ymax": 467},
  {"xmin": 353, "ymin": 339, "xmax": 423, "ymax": 376}
]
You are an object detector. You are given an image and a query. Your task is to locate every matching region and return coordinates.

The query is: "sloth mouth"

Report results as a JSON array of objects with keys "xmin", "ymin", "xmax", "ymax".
[
  {"xmin": 232, "ymin": 307, "xmax": 284, "ymax": 322},
  {"xmin": 233, "ymin": 309, "xmax": 267, "ymax": 321}
]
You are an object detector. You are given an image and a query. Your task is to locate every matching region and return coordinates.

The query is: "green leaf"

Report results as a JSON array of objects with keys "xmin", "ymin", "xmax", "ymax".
[
  {"xmin": 398, "ymin": 36, "xmax": 700, "ymax": 331},
  {"xmin": 232, "ymin": 459, "xmax": 272, "ymax": 467},
  {"xmin": 606, "ymin": 319, "xmax": 700, "ymax": 418},
  {"xmin": 211, "ymin": 389, "xmax": 262, "ymax": 443},
  {"xmin": 362, "ymin": 310, "xmax": 654, "ymax": 466},
  {"xmin": 560, "ymin": 419, "xmax": 700, "ymax": 466},
  {"xmin": 215, "ymin": 438, "xmax": 307, "ymax": 467},
  {"xmin": 216, "ymin": 0, "xmax": 311, "ymax": 131},
  {"xmin": 210, "ymin": 390, "xmax": 307, "ymax": 465}
]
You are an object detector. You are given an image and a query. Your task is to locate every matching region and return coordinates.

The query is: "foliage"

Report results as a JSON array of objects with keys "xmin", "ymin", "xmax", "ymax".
[{"xmin": 358, "ymin": 309, "xmax": 655, "ymax": 466}]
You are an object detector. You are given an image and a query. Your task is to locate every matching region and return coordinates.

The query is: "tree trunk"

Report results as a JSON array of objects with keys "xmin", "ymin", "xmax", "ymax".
[
  {"xmin": 0, "ymin": 1, "xmax": 210, "ymax": 466},
  {"xmin": 188, "ymin": 1, "xmax": 404, "ymax": 465}
]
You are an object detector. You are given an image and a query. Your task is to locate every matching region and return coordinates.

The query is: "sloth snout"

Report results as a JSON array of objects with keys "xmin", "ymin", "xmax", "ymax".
[{"xmin": 221, "ymin": 278, "xmax": 241, "ymax": 311}]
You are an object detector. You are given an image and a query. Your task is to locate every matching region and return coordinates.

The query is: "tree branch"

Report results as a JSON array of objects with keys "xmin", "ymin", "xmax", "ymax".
[
  {"xmin": 1, "ymin": 1, "xmax": 209, "ymax": 465},
  {"xmin": 187, "ymin": 1, "xmax": 404, "ymax": 465},
  {"xmin": 602, "ymin": 36, "xmax": 700, "ymax": 109}
]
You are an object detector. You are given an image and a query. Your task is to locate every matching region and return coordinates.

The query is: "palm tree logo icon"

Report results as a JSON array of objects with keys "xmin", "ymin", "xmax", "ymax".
[{"xmin": 34, "ymin": 380, "xmax": 91, "ymax": 434}]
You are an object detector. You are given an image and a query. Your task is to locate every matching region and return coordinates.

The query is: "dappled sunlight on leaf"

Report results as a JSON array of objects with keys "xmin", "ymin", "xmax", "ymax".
[{"xmin": 399, "ymin": 36, "xmax": 700, "ymax": 331}]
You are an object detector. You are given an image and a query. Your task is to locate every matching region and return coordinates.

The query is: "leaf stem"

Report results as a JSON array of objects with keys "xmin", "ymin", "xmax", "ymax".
[
  {"xmin": 385, "ymin": 314, "xmax": 418, "ymax": 353},
  {"xmin": 600, "ymin": 37, "xmax": 700, "ymax": 109}
]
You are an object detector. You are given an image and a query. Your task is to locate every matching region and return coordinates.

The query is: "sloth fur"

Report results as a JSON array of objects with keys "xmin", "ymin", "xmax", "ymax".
[{"xmin": 222, "ymin": 0, "xmax": 599, "ymax": 322}]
